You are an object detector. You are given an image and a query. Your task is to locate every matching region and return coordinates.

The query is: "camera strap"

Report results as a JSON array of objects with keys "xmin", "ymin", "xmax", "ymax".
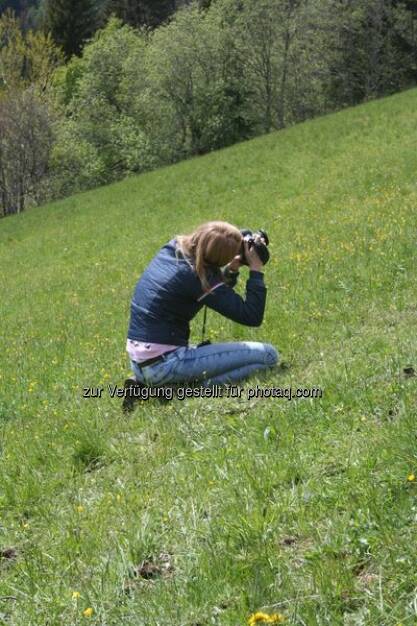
[
  {"xmin": 197, "ymin": 281, "xmax": 222, "ymax": 345},
  {"xmin": 196, "ymin": 273, "xmax": 223, "ymax": 346},
  {"xmin": 201, "ymin": 306, "xmax": 207, "ymax": 343}
]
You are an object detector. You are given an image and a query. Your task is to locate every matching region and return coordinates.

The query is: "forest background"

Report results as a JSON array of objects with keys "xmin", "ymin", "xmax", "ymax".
[{"xmin": 1, "ymin": 0, "xmax": 417, "ymax": 217}]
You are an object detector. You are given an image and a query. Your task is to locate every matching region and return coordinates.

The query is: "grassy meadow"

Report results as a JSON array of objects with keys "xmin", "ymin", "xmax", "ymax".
[{"xmin": 0, "ymin": 87, "xmax": 417, "ymax": 626}]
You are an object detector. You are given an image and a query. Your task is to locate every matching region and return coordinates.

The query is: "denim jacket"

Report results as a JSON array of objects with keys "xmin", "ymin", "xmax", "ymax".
[{"xmin": 127, "ymin": 238, "xmax": 267, "ymax": 346}]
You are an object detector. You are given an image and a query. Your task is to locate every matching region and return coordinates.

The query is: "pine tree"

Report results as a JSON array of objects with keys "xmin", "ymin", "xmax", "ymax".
[
  {"xmin": 41, "ymin": 0, "xmax": 98, "ymax": 58},
  {"xmin": 324, "ymin": 0, "xmax": 408, "ymax": 107},
  {"xmin": 104, "ymin": 0, "xmax": 177, "ymax": 29},
  {"xmin": 0, "ymin": 1, "xmax": 22, "ymax": 13}
]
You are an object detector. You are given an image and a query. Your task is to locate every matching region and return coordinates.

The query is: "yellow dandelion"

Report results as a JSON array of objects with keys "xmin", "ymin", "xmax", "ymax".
[
  {"xmin": 76, "ymin": 505, "xmax": 84, "ymax": 513},
  {"xmin": 249, "ymin": 613, "xmax": 269, "ymax": 625},
  {"xmin": 72, "ymin": 591, "xmax": 80, "ymax": 599},
  {"xmin": 82, "ymin": 607, "xmax": 94, "ymax": 618},
  {"xmin": 407, "ymin": 473, "xmax": 415, "ymax": 482},
  {"xmin": 248, "ymin": 611, "xmax": 286, "ymax": 625}
]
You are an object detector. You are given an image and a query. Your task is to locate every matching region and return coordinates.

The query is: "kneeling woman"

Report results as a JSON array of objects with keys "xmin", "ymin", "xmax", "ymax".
[{"xmin": 124, "ymin": 221, "xmax": 279, "ymax": 408}]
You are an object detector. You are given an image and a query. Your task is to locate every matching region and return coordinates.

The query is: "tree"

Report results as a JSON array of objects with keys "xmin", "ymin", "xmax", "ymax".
[
  {"xmin": 0, "ymin": 87, "xmax": 54, "ymax": 216},
  {"xmin": 144, "ymin": 2, "xmax": 251, "ymax": 157},
  {"xmin": 103, "ymin": 0, "xmax": 177, "ymax": 29},
  {"xmin": 235, "ymin": 0, "xmax": 307, "ymax": 132},
  {"xmin": 392, "ymin": 0, "xmax": 417, "ymax": 85},
  {"xmin": 283, "ymin": 0, "xmax": 332, "ymax": 123},
  {"xmin": 50, "ymin": 18, "xmax": 151, "ymax": 196},
  {"xmin": 0, "ymin": 10, "xmax": 62, "ymax": 91},
  {"xmin": 324, "ymin": 0, "xmax": 409, "ymax": 108},
  {"xmin": 41, "ymin": 0, "xmax": 99, "ymax": 58},
  {"xmin": 0, "ymin": 1, "xmax": 41, "ymax": 29},
  {"xmin": 0, "ymin": 11, "xmax": 61, "ymax": 216},
  {"xmin": 0, "ymin": 9, "xmax": 26, "ymax": 90}
]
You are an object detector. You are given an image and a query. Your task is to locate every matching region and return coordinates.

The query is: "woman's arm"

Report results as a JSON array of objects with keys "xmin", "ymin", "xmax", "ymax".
[
  {"xmin": 222, "ymin": 265, "xmax": 240, "ymax": 288},
  {"xmin": 201, "ymin": 270, "xmax": 266, "ymax": 327},
  {"xmin": 221, "ymin": 253, "xmax": 242, "ymax": 288}
]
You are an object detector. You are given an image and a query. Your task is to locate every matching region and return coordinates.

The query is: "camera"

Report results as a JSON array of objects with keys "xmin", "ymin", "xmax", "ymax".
[{"xmin": 239, "ymin": 229, "xmax": 270, "ymax": 266}]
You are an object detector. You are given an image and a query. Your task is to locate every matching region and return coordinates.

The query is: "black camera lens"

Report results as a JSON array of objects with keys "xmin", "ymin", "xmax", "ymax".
[{"xmin": 239, "ymin": 228, "xmax": 270, "ymax": 266}]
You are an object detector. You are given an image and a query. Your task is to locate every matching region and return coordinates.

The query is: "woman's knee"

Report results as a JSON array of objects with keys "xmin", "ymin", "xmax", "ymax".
[
  {"xmin": 263, "ymin": 343, "xmax": 279, "ymax": 367},
  {"xmin": 241, "ymin": 341, "xmax": 279, "ymax": 367}
]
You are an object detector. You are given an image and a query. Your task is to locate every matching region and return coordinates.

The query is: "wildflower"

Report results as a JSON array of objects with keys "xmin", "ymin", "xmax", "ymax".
[
  {"xmin": 248, "ymin": 611, "xmax": 286, "ymax": 625},
  {"xmin": 76, "ymin": 505, "xmax": 84, "ymax": 513},
  {"xmin": 83, "ymin": 607, "xmax": 94, "ymax": 618},
  {"xmin": 72, "ymin": 591, "xmax": 80, "ymax": 599},
  {"xmin": 407, "ymin": 473, "xmax": 415, "ymax": 482}
]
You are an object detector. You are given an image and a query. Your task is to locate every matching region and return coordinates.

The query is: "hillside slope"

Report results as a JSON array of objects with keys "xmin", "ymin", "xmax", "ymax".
[{"xmin": 0, "ymin": 88, "xmax": 416, "ymax": 625}]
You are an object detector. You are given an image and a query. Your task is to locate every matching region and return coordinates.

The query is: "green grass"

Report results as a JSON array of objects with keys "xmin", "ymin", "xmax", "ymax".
[{"xmin": 0, "ymin": 87, "xmax": 417, "ymax": 626}]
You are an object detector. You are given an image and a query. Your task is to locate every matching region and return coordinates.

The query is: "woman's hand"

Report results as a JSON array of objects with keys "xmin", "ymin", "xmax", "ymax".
[
  {"xmin": 244, "ymin": 239, "xmax": 264, "ymax": 272},
  {"xmin": 226, "ymin": 254, "xmax": 242, "ymax": 272}
]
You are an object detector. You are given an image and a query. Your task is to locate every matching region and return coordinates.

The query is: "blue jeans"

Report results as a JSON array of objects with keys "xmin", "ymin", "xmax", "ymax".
[{"xmin": 130, "ymin": 341, "xmax": 279, "ymax": 387}]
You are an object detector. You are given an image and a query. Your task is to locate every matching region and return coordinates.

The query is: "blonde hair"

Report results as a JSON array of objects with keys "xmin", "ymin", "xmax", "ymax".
[{"xmin": 176, "ymin": 221, "xmax": 242, "ymax": 290}]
